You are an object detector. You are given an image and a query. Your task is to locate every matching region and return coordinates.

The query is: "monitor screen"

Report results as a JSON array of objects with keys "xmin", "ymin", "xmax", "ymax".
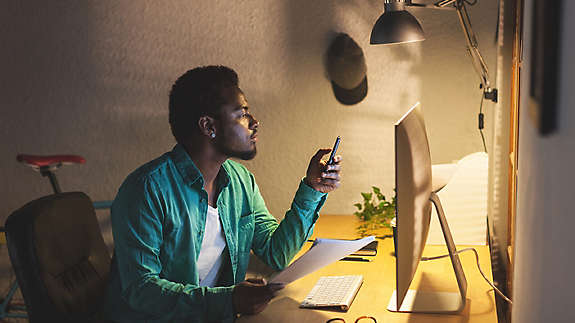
[
  {"xmin": 394, "ymin": 102, "xmax": 433, "ymax": 307},
  {"xmin": 389, "ymin": 102, "xmax": 467, "ymax": 313}
]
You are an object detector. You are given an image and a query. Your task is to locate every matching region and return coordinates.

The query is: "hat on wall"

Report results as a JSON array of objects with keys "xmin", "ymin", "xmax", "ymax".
[{"xmin": 326, "ymin": 33, "xmax": 368, "ymax": 105}]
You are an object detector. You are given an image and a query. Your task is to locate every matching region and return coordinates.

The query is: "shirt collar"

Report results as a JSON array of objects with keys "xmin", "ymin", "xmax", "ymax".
[{"xmin": 170, "ymin": 144, "xmax": 231, "ymax": 189}]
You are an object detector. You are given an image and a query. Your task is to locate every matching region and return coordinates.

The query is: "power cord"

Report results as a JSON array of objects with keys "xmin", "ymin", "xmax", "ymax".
[{"xmin": 421, "ymin": 247, "xmax": 512, "ymax": 304}]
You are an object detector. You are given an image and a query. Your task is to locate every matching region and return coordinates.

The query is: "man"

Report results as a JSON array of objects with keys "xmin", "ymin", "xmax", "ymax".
[{"xmin": 103, "ymin": 66, "xmax": 342, "ymax": 322}]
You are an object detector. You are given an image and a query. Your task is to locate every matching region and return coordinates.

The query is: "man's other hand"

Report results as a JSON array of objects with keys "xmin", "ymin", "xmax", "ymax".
[
  {"xmin": 232, "ymin": 278, "xmax": 284, "ymax": 315},
  {"xmin": 304, "ymin": 149, "xmax": 342, "ymax": 193}
]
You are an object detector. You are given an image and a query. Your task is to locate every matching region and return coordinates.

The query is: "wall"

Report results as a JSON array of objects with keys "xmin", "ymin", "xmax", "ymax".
[
  {"xmin": 512, "ymin": 0, "xmax": 575, "ymax": 322},
  {"xmin": 0, "ymin": 1, "xmax": 498, "ymax": 236}
]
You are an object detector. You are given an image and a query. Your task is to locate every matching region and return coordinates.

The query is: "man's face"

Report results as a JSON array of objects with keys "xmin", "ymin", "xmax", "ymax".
[{"xmin": 213, "ymin": 87, "xmax": 259, "ymax": 160}]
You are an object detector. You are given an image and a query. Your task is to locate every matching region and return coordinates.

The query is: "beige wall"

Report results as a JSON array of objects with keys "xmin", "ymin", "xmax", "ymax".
[
  {"xmin": 1, "ymin": 1, "xmax": 498, "ymax": 232},
  {"xmin": 512, "ymin": 0, "xmax": 575, "ymax": 322}
]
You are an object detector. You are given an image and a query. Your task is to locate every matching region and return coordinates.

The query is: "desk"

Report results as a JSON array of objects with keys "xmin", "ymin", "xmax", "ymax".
[{"xmin": 240, "ymin": 215, "xmax": 497, "ymax": 323}]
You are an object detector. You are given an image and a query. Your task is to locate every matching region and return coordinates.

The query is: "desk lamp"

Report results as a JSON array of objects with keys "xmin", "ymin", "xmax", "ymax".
[{"xmin": 370, "ymin": 0, "xmax": 498, "ymax": 103}]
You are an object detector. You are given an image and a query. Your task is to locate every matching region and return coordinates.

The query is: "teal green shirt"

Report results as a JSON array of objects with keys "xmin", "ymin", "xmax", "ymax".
[{"xmin": 103, "ymin": 144, "xmax": 327, "ymax": 322}]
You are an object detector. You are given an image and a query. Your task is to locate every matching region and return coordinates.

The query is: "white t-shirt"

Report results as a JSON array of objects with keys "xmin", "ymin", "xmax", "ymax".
[{"xmin": 196, "ymin": 205, "xmax": 227, "ymax": 287}]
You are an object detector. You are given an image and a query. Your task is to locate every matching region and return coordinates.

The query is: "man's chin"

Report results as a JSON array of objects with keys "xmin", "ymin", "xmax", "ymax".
[{"xmin": 232, "ymin": 148, "xmax": 257, "ymax": 161}]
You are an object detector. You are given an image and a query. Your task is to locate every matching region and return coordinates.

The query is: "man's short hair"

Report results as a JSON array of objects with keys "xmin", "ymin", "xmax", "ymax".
[{"xmin": 169, "ymin": 65, "xmax": 239, "ymax": 143}]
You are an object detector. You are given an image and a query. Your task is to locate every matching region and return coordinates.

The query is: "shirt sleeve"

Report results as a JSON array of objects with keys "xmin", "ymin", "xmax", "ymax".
[
  {"xmin": 111, "ymin": 176, "xmax": 236, "ymax": 322},
  {"xmin": 250, "ymin": 177, "xmax": 327, "ymax": 270}
]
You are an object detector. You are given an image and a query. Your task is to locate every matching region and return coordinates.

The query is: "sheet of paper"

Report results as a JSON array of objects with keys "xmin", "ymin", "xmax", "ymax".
[{"xmin": 270, "ymin": 236, "xmax": 376, "ymax": 285}]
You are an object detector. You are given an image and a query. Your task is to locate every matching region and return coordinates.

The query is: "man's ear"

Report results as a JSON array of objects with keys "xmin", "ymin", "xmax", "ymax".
[{"xmin": 198, "ymin": 116, "xmax": 216, "ymax": 138}]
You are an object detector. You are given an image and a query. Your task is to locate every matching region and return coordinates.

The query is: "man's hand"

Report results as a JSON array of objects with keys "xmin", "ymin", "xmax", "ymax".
[
  {"xmin": 232, "ymin": 278, "xmax": 284, "ymax": 315},
  {"xmin": 304, "ymin": 149, "xmax": 342, "ymax": 193}
]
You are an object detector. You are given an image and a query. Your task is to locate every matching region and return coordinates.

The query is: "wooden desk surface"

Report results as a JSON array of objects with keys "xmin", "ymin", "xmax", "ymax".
[{"xmin": 239, "ymin": 215, "xmax": 498, "ymax": 323}]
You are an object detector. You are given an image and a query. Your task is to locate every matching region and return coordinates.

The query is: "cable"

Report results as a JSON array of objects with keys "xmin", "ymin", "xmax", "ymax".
[
  {"xmin": 421, "ymin": 247, "xmax": 512, "ymax": 304},
  {"xmin": 478, "ymin": 93, "xmax": 488, "ymax": 153}
]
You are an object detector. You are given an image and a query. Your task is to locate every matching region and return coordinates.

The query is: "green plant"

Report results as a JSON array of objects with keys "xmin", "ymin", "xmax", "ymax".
[{"xmin": 353, "ymin": 186, "xmax": 396, "ymax": 237}]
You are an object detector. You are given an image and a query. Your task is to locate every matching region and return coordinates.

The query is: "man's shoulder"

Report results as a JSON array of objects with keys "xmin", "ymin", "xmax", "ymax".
[{"xmin": 123, "ymin": 151, "xmax": 173, "ymax": 186}]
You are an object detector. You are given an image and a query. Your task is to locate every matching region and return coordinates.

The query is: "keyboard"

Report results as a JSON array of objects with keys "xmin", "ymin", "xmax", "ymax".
[{"xmin": 300, "ymin": 275, "xmax": 363, "ymax": 311}]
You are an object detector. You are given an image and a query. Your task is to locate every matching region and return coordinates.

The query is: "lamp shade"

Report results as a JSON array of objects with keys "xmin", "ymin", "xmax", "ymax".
[{"xmin": 370, "ymin": 5, "xmax": 425, "ymax": 45}]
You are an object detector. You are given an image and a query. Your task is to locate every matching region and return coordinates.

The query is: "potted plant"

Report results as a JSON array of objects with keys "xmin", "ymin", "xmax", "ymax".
[{"xmin": 353, "ymin": 186, "xmax": 396, "ymax": 237}]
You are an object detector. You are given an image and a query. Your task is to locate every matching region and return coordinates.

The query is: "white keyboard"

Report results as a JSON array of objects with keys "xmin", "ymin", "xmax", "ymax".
[{"xmin": 300, "ymin": 275, "xmax": 363, "ymax": 311}]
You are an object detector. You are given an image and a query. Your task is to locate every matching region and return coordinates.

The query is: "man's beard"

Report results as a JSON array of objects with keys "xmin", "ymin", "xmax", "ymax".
[
  {"xmin": 230, "ymin": 147, "xmax": 257, "ymax": 160},
  {"xmin": 215, "ymin": 140, "xmax": 257, "ymax": 160}
]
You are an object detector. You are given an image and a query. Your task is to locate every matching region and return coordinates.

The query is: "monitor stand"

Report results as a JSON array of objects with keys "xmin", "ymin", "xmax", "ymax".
[{"xmin": 387, "ymin": 192, "xmax": 468, "ymax": 313}]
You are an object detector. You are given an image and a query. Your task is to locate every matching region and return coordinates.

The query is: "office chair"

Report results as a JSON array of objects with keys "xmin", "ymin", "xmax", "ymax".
[{"xmin": 5, "ymin": 192, "xmax": 112, "ymax": 322}]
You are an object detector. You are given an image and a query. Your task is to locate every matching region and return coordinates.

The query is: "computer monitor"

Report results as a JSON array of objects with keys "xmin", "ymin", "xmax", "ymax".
[{"xmin": 387, "ymin": 102, "xmax": 468, "ymax": 313}]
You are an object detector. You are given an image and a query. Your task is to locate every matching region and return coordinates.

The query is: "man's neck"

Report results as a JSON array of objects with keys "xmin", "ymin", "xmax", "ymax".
[{"xmin": 182, "ymin": 142, "xmax": 227, "ymax": 206}]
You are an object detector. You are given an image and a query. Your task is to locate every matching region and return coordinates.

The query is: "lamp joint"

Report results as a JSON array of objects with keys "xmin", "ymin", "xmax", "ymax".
[{"xmin": 484, "ymin": 88, "xmax": 498, "ymax": 103}]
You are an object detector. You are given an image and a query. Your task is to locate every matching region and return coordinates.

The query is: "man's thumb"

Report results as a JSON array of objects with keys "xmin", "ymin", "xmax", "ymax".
[{"xmin": 313, "ymin": 148, "xmax": 332, "ymax": 161}]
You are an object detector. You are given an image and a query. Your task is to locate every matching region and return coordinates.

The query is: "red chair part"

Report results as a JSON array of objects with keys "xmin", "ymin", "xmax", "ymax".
[{"xmin": 17, "ymin": 154, "xmax": 86, "ymax": 169}]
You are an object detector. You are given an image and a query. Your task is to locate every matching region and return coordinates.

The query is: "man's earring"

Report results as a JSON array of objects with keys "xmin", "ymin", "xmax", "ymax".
[{"xmin": 210, "ymin": 133, "xmax": 216, "ymax": 138}]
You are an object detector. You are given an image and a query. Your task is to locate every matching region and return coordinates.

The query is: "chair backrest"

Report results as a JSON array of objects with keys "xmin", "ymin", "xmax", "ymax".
[{"xmin": 5, "ymin": 192, "xmax": 111, "ymax": 322}]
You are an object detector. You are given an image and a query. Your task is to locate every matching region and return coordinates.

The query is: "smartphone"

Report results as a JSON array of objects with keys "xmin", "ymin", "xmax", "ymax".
[{"xmin": 327, "ymin": 136, "xmax": 341, "ymax": 165}]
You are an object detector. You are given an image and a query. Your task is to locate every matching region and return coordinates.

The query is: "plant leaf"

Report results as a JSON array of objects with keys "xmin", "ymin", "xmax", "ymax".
[{"xmin": 361, "ymin": 192, "xmax": 373, "ymax": 201}]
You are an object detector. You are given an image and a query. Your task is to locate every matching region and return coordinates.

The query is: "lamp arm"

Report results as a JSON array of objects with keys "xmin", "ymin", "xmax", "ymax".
[
  {"xmin": 409, "ymin": 0, "xmax": 498, "ymax": 102},
  {"xmin": 455, "ymin": 1, "xmax": 496, "ymax": 101}
]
